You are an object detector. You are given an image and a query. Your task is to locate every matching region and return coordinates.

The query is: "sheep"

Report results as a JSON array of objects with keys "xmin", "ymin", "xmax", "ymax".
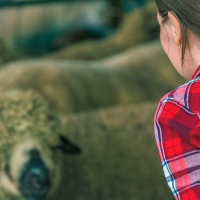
[
  {"xmin": 45, "ymin": 1, "xmax": 159, "ymax": 60},
  {"xmin": 0, "ymin": 95, "xmax": 173, "ymax": 200},
  {"xmin": 48, "ymin": 102, "xmax": 174, "ymax": 200},
  {"xmin": 0, "ymin": 89, "xmax": 81, "ymax": 200},
  {"xmin": 0, "ymin": 40, "xmax": 185, "ymax": 114}
]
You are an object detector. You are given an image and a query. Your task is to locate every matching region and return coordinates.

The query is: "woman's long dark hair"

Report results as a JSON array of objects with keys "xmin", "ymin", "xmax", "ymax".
[{"xmin": 155, "ymin": 0, "xmax": 200, "ymax": 64}]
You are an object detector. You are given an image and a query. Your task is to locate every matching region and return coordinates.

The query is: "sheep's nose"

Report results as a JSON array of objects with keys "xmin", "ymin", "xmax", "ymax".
[{"xmin": 19, "ymin": 149, "xmax": 50, "ymax": 200}]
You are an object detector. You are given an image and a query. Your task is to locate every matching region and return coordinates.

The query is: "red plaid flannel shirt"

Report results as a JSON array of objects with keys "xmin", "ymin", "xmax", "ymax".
[{"xmin": 154, "ymin": 65, "xmax": 200, "ymax": 200}]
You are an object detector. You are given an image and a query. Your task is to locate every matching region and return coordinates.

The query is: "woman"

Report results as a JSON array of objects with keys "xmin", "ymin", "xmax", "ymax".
[{"xmin": 154, "ymin": 0, "xmax": 200, "ymax": 199}]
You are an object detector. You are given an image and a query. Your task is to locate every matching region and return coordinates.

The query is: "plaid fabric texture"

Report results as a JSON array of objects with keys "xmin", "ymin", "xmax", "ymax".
[{"xmin": 154, "ymin": 66, "xmax": 200, "ymax": 200}]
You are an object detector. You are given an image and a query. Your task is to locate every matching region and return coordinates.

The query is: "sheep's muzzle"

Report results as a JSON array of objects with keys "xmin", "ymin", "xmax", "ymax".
[{"xmin": 19, "ymin": 149, "xmax": 50, "ymax": 200}]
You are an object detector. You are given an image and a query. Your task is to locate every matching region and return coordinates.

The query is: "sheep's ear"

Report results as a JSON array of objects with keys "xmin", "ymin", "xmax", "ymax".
[{"xmin": 56, "ymin": 135, "xmax": 82, "ymax": 154}]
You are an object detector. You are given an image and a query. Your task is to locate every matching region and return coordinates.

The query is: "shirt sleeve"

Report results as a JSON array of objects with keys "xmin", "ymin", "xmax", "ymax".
[{"xmin": 154, "ymin": 99, "xmax": 200, "ymax": 200}]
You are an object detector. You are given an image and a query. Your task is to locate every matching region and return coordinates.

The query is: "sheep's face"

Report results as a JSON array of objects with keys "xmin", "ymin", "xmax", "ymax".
[
  {"xmin": 1, "ymin": 134, "xmax": 81, "ymax": 200},
  {"xmin": 0, "ymin": 90, "xmax": 81, "ymax": 200},
  {"xmin": 1, "ymin": 136, "xmax": 60, "ymax": 200}
]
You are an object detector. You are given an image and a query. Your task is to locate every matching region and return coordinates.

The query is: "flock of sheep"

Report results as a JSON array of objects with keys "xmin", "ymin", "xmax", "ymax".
[{"xmin": 0, "ymin": 2, "xmax": 185, "ymax": 200}]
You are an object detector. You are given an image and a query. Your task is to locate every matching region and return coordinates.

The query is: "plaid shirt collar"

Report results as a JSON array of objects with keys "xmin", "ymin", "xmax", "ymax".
[{"xmin": 192, "ymin": 65, "xmax": 200, "ymax": 79}]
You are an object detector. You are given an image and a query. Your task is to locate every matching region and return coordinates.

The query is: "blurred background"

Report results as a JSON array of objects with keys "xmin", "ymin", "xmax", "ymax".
[{"xmin": 0, "ymin": 0, "xmax": 153, "ymax": 55}]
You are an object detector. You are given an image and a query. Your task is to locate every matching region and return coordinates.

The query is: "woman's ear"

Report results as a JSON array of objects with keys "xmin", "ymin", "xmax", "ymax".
[{"xmin": 168, "ymin": 12, "xmax": 182, "ymax": 45}]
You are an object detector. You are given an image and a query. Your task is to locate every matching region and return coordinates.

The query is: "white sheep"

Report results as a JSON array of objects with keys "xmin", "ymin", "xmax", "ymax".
[
  {"xmin": 0, "ymin": 89, "xmax": 81, "ymax": 200},
  {"xmin": 0, "ymin": 40, "xmax": 184, "ymax": 114},
  {"xmin": 0, "ymin": 95, "xmax": 173, "ymax": 200},
  {"xmin": 52, "ymin": 102, "xmax": 174, "ymax": 200}
]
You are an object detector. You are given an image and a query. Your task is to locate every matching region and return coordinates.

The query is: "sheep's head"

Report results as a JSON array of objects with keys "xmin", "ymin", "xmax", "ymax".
[{"xmin": 0, "ymin": 90, "xmax": 81, "ymax": 200}]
